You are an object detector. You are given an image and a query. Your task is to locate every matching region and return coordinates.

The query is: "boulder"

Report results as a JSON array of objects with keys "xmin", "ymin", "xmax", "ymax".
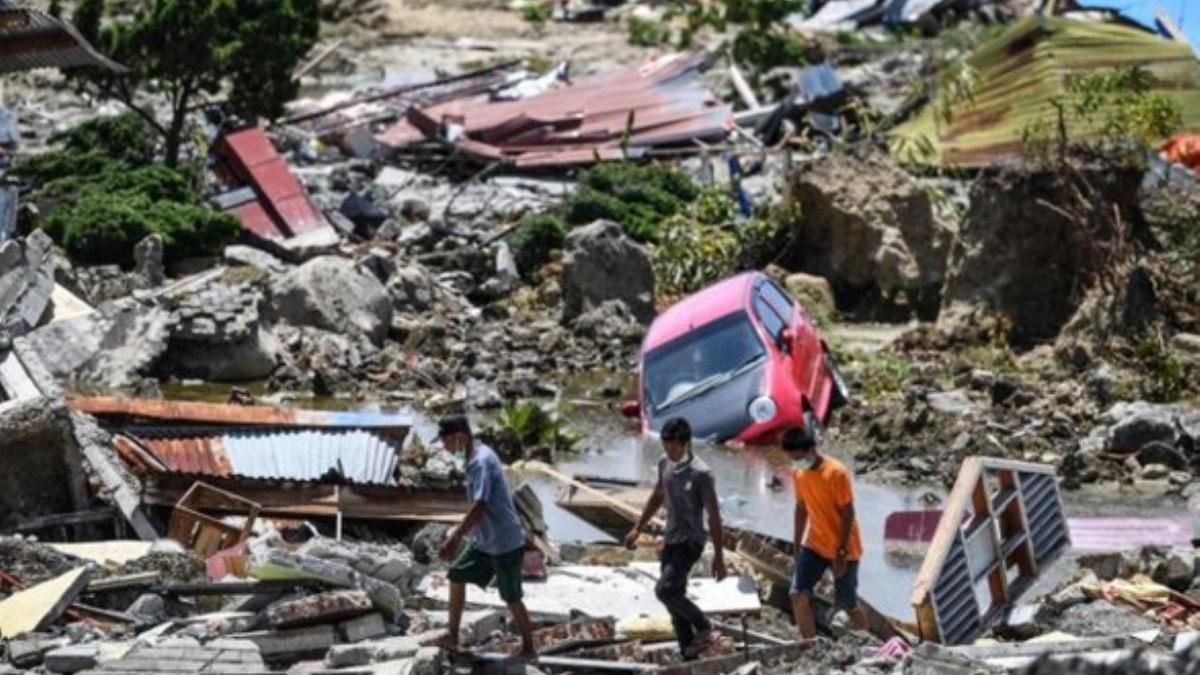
[
  {"xmin": 941, "ymin": 162, "xmax": 1144, "ymax": 345},
  {"xmin": 561, "ymin": 220, "xmax": 655, "ymax": 325},
  {"xmin": 1107, "ymin": 406, "xmax": 1177, "ymax": 453},
  {"xmin": 269, "ymin": 256, "xmax": 392, "ymax": 345},
  {"xmin": 781, "ymin": 153, "xmax": 953, "ymax": 315}
]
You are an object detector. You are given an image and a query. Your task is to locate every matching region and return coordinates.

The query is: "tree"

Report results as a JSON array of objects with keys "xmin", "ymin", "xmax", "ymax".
[{"xmin": 74, "ymin": 0, "xmax": 319, "ymax": 166}]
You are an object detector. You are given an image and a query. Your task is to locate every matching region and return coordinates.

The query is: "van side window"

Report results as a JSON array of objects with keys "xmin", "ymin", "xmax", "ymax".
[
  {"xmin": 760, "ymin": 281, "xmax": 795, "ymax": 325},
  {"xmin": 753, "ymin": 293, "xmax": 786, "ymax": 340}
]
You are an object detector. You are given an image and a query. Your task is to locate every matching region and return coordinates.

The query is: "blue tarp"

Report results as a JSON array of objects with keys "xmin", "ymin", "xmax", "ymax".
[{"xmin": 1076, "ymin": 0, "xmax": 1199, "ymax": 51}]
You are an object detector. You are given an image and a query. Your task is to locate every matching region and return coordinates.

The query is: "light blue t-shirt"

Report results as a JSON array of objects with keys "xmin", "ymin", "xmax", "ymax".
[{"xmin": 465, "ymin": 443, "xmax": 525, "ymax": 555}]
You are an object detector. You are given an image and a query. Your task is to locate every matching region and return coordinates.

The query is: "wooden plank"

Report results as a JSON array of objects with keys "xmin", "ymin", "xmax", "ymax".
[{"xmin": 0, "ymin": 567, "xmax": 92, "ymax": 637}]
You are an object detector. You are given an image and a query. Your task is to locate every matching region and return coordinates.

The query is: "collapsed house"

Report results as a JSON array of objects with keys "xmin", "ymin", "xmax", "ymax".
[
  {"xmin": 0, "ymin": 0, "xmax": 123, "ymax": 74},
  {"xmin": 890, "ymin": 12, "xmax": 1200, "ymax": 166},
  {"xmin": 68, "ymin": 396, "xmax": 471, "ymax": 528},
  {"xmin": 375, "ymin": 53, "xmax": 734, "ymax": 168}
]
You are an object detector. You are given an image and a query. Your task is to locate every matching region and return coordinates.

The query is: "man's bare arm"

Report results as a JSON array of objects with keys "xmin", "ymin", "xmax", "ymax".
[
  {"xmin": 836, "ymin": 502, "xmax": 855, "ymax": 558},
  {"xmin": 624, "ymin": 483, "xmax": 664, "ymax": 548},
  {"xmin": 794, "ymin": 500, "xmax": 808, "ymax": 554},
  {"xmin": 704, "ymin": 482, "xmax": 726, "ymax": 580}
]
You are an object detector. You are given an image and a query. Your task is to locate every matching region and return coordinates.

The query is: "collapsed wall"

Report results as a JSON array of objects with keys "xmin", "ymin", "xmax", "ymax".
[{"xmin": 0, "ymin": 398, "xmax": 91, "ymax": 530}]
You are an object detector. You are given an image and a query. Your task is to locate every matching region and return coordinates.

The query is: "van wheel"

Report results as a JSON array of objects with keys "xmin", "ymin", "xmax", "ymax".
[
  {"xmin": 803, "ymin": 408, "xmax": 823, "ymax": 444},
  {"xmin": 826, "ymin": 352, "xmax": 850, "ymax": 410}
]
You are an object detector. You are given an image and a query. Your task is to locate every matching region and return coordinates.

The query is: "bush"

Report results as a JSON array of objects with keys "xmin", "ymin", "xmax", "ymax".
[
  {"xmin": 627, "ymin": 16, "xmax": 670, "ymax": 46},
  {"xmin": 43, "ymin": 189, "xmax": 240, "ymax": 266},
  {"xmin": 56, "ymin": 113, "xmax": 157, "ymax": 165},
  {"xmin": 566, "ymin": 163, "xmax": 699, "ymax": 242},
  {"xmin": 506, "ymin": 213, "xmax": 567, "ymax": 278}
]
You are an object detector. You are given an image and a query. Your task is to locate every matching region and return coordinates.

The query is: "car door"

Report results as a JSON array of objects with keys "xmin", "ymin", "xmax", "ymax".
[{"xmin": 759, "ymin": 279, "xmax": 820, "ymax": 405}]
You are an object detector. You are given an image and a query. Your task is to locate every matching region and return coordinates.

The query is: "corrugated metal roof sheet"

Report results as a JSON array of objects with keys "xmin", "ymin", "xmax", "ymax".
[
  {"xmin": 891, "ymin": 15, "xmax": 1200, "ymax": 167},
  {"xmin": 128, "ymin": 427, "xmax": 402, "ymax": 485},
  {"xmin": 211, "ymin": 128, "xmax": 326, "ymax": 241},
  {"xmin": 69, "ymin": 396, "xmax": 413, "ymax": 430},
  {"xmin": 376, "ymin": 52, "xmax": 732, "ymax": 168},
  {"xmin": 0, "ymin": 4, "xmax": 123, "ymax": 74}
]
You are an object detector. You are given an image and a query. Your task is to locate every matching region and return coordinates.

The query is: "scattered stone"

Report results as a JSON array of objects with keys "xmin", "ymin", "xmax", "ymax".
[
  {"xmin": 1152, "ymin": 553, "xmax": 1195, "ymax": 591},
  {"xmin": 1140, "ymin": 463, "xmax": 1170, "ymax": 480},
  {"xmin": 1077, "ymin": 553, "xmax": 1126, "ymax": 581},
  {"xmin": 784, "ymin": 272, "xmax": 836, "ymax": 317},
  {"xmin": 337, "ymin": 612, "xmax": 388, "ymax": 643},
  {"xmin": 224, "ymin": 245, "xmax": 290, "ymax": 274},
  {"xmin": 926, "ymin": 390, "xmax": 975, "ymax": 416}
]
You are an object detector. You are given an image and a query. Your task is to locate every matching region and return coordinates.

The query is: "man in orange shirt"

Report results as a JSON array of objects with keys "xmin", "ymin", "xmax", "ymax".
[{"xmin": 784, "ymin": 425, "xmax": 865, "ymax": 639}]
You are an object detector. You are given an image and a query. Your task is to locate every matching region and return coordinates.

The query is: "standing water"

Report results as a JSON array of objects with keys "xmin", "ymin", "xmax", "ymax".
[{"xmin": 517, "ymin": 408, "xmax": 935, "ymax": 622}]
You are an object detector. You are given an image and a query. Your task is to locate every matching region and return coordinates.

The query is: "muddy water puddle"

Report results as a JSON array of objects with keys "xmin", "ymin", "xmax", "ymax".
[{"xmin": 520, "ymin": 409, "xmax": 934, "ymax": 621}]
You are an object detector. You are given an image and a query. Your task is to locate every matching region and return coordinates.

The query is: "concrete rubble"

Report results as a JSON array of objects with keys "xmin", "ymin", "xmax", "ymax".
[{"xmin": 0, "ymin": 0, "xmax": 1198, "ymax": 672}]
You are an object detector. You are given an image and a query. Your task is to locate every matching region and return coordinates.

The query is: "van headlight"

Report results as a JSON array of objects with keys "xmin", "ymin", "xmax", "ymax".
[{"xmin": 748, "ymin": 396, "xmax": 777, "ymax": 423}]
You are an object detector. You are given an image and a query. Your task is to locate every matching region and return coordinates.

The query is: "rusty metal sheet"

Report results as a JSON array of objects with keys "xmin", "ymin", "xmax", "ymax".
[
  {"xmin": 211, "ymin": 127, "xmax": 326, "ymax": 240},
  {"xmin": 376, "ymin": 52, "xmax": 732, "ymax": 167},
  {"xmin": 68, "ymin": 396, "xmax": 412, "ymax": 430}
]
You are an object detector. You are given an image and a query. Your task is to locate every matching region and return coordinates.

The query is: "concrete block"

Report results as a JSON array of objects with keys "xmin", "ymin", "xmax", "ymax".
[
  {"xmin": 7, "ymin": 636, "xmax": 67, "ymax": 668},
  {"xmin": 1002, "ymin": 603, "xmax": 1043, "ymax": 639},
  {"xmin": 233, "ymin": 625, "xmax": 336, "ymax": 661},
  {"xmin": 325, "ymin": 643, "xmax": 375, "ymax": 668},
  {"xmin": 338, "ymin": 612, "xmax": 387, "ymax": 643},
  {"xmin": 43, "ymin": 643, "xmax": 99, "ymax": 673}
]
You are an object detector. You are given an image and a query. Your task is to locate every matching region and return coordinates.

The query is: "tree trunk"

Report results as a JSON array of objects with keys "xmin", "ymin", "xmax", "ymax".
[{"xmin": 164, "ymin": 108, "xmax": 187, "ymax": 168}]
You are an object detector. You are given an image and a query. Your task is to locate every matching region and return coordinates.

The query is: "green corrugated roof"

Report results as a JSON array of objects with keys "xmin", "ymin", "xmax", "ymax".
[{"xmin": 890, "ymin": 15, "xmax": 1200, "ymax": 167}]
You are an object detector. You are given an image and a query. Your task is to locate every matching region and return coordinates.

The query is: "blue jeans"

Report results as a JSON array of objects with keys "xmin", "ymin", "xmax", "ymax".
[{"xmin": 790, "ymin": 546, "xmax": 859, "ymax": 610}]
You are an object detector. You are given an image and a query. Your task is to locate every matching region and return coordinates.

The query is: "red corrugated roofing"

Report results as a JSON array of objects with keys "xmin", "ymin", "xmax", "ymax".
[
  {"xmin": 212, "ymin": 128, "xmax": 325, "ymax": 241},
  {"xmin": 376, "ymin": 53, "xmax": 732, "ymax": 167}
]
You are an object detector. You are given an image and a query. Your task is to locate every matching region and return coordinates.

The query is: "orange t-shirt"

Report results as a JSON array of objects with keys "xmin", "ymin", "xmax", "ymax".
[{"xmin": 793, "ymin": 456, "xmax": 863, "ymax": 562}]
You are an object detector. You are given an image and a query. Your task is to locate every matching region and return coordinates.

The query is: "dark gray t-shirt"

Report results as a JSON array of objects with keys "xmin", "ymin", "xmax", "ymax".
[{"xmin": 657, "ymin": 454, "xmax": 717, "ymax": 546}]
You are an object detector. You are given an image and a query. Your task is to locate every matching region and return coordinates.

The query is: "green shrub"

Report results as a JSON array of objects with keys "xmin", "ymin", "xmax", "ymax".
[
  {"xmin": 520, "ymin": 1, "xmax": 551, "ymax": 28},
  {"xmin": 506, "ymin": 213, "xmax": 567, "ymax": 278},
  {"xmin": 627, "ymin": 16, "xmax": 670, "ymax": 46},
  {"xmin": 38, "ymin": 164, "xmax": 195, "ymax": 204},
  {"xmin": 56, "ymin": 113, "xmax": 157, "ymax": 165},
  {"xmin": 567, "ymin": 163, "xmax": 699, "ymax": 242},
  {"xmin": 45, "ymin": 192, "xmax": 155, "ymax": 266},
  {"xmin": 43, "ymin": 190, "xmax": 240, "ymax": 266}
]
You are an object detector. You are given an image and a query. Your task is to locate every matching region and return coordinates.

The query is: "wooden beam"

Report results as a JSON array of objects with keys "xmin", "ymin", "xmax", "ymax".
[{"xmin": 7, "ymin": 507, "xmax": 118, "ymax": 533}]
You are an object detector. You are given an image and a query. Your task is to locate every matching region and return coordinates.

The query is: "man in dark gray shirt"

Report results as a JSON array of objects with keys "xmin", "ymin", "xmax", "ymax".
[{"xmin": 625, "ymin": 417, "xmax": 726, "ymax": 659}]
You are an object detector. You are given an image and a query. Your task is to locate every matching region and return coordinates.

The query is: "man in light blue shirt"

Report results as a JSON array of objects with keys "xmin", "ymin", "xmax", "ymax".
[{"xmin": 431, "ymin": 415, "xmax": 535, "ymax": 661}]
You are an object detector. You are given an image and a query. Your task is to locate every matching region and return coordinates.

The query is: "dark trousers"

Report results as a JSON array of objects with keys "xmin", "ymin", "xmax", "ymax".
[{"xmin": 656, "ymin": 541, "xmax": 711, "ymax": 655}]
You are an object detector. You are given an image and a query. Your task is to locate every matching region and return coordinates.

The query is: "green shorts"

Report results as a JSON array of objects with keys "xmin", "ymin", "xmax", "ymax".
[{"xmin": 447, "ymin": 542, "xmax": 524, "ymax": 603}]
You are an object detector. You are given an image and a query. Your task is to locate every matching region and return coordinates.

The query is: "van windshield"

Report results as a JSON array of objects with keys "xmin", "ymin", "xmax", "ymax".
[{"xmin": 644, "ymin": 311, "xmax": 766, "ymax": 413}]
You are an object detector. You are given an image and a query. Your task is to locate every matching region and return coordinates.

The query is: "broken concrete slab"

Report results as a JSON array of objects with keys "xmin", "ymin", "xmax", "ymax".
[
  {"xmin": 0, "ymin": 229, "xmax": 55, "ymax": 343},
  {"xmin": 7, "ymin": 635, "xmax": 69, "ymax": 669},
  {"xmin": 251, "ymin": 549, "xmax": 404, "ymax": 619},
  {"xmin": 266, "ymin": 589, "xmax": 372, "ymax": 629},
  {"xmin": 231, "ymin": 625, "xmax": 336, "ymax": 662},
  {"xmin": 76, "ymin": 638, "xmax": 265, "ymax": 673},
  {"xmin": 0, "ymin": 566, "xmax": 92, "ymax": 638},
  {"xmin": 43, "ymin": 643, "xmax": 99, "ymax": 674}
]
